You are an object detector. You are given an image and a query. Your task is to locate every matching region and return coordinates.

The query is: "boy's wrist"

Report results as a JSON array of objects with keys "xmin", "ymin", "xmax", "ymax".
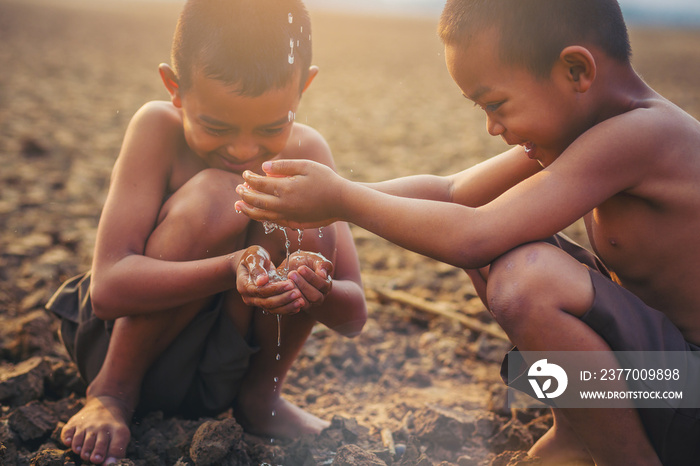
[
  {"xmin": 228, "ymin": 250, "xmax": 246, "ymax": 277},
  {"xmin": 335, "ymin": 177, "xmax": 362, "ymax": 224}
]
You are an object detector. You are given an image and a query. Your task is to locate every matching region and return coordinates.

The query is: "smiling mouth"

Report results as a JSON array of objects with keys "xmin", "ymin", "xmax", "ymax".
[{"xmin": 522, "ymin": 142, "xmax": 536, "ymax": 159}]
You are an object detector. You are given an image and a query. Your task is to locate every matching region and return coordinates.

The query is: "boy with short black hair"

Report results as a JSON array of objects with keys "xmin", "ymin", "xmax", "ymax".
[
  {"xmin": 236, "ymin": 0, "xmax": 700, "ymax": 464},
  {"xmin": 47, "ymin": 0, "xmax": 367, "ymax": 464}
]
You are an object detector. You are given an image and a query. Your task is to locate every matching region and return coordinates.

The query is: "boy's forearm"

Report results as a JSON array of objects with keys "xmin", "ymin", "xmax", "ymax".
[
  {"xmin": 337, "ymin": 181, "xmax": 493, "ymax": 269},
  {"xmin": 90, "ymin": 251, "xmax": 243, "ymax": 319},
  {"xmin": 361, "ymin": 174, "xmax": 453, "ymax": 202}
]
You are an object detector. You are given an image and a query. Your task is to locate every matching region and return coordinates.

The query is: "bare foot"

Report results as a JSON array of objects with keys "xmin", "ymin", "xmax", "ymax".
[
  {"xmin": 61, "ymin": 395, "xmax": 133, "ymax": 464},
  {"xmin": 235, "ymin": 395, "xmax": 330, "ymax": 439},
  {"xmin": 529, "ymin": 425, "xmax": 594, "ymax": 466}
]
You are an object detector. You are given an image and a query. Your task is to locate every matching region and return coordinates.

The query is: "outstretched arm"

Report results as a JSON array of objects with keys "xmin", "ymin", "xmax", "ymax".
[
  {"xmin": 363, "ymin": 146, "xmax": 541, "ymax": 206},
  {"xmin": 234, "ymin": 149, "xmax": 548, "ymax": 268},
  {"xmin": 235, "ymin": 160, "xmax": 506, "ymax": 268}
]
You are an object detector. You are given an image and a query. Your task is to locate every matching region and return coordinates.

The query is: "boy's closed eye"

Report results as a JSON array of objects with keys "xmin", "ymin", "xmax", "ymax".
[
  {"xmin": 203, "ymin": 126, "xmax": 230, "ymax": 136},
  {"xmin": 462, "ymin": 93, "xmax": 504, "ymax": 114},
  {"xmin": 258, "ymin": 126, "xmax": 287, "ymax": 137},
  {"xmin": 473, "ymin": 101, "xmax": 504, "ymax": 113}
]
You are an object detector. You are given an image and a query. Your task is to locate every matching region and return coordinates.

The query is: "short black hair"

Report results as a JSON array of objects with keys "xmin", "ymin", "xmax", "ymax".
[
  {"xmin": 171, "ymin": 0, "xmax": 312, "ymax": 96},
  {"xmin": 438, "ymin": 0, "xmax": 631, "ymax": 77}
]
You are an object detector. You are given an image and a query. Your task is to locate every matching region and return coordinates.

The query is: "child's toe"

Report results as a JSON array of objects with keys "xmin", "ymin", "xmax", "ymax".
[
  {"xmin": 104, "ymin": 423, "xmax": 131, "ymax": 462},
  {"xmin": 60, "ymin": 425, "xmax": 76, "ymax": 446},
  {"xmin": 90, "ymin": 433, "xmax": 111, "ymax": 464},
  {"xmin": 70, "ymin": 429, "xmax": 86, "ymax": 454}
]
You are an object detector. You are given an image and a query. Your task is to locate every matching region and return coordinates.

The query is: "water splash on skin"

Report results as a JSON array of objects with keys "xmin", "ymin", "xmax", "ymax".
[{"xmin": 262, "ymin": 221, "xmax": 291, "ymax": 276}]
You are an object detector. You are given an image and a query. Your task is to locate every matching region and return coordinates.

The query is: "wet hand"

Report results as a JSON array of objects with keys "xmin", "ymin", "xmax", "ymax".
[
  {"xmin": 234, "ymin": 159, "xmax": 342, "ymax": 228},
  {"xmin": 236, "ymin": 246, "xmax": 303, "ymax": 314},
  {"xmin": 281, "ymin": 250, "xmax": 334, "ymax": 311}
]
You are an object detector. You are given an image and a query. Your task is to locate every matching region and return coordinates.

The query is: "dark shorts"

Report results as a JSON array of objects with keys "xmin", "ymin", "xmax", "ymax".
[
  {"xmin": 500, "ymin": 235, "xmax": 700, "ymax": 465},
  {"xmin": 46, "ymin": 272, "xmax": 257, "ymax": 417}
]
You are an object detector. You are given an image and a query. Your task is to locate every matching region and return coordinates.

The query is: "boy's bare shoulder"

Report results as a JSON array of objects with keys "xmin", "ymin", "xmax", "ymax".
[
  {"xmin": 130, "ymin": 100, "xmax": 183, "ymax": 134},
  {"xmin": 119, "ymin": 101, "xmax": 187, "ymax": 164},
  {"xmin": 573, "ymin": 96, "xmax": 700, "ymax": 171},
  {"xmin": 282, "ymin": 123, "xmax": 334, "ymax": 166},
  {"xmin": 111, "ymin": 101, "xmax": 188, "ymax": 187}
]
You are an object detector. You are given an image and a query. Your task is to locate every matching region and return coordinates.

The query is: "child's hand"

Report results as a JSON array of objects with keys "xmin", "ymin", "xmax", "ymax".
[
  {"xmin": 236, "ymin": 246, "xmax": 303, "ymax": 314},
  {"xmin": 282, "ymin": 251, "xmax": 334, "ymax": 311},
  {"xmin": 234, "ymin": 160, "xmax": 343, "ymax": 228}
]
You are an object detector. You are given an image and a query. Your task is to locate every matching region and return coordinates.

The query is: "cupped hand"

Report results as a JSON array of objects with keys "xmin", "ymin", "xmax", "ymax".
[
  {"xmin": 234, "ymin": 159, "xmax": 343, "ymax": 228},
  {"xmin": 236, "ymin": 246, "xmax": 304, "ymax": 315},
  {"xmin": 281, "ymin": 251, "xmax": 334, "ymax": 311}
]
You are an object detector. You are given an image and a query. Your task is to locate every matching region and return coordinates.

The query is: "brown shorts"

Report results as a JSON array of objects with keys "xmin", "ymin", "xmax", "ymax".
[
  {"xmin": 46, "ymin": 272, "xmax": 258, "ymax": 417},
  {"xmin": 500, "ymin": 235, "xmax": 700, "ymax": 465}
]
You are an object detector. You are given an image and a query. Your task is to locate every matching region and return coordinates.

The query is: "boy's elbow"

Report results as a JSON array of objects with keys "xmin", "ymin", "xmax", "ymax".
[
  {"xmin": 448, "ymin": 233, "xmax": 497, "ymax": 270},
  {"xmin": 335, "ymin": 316, "xmax": 367, "ymax": 338},
  {"xmin": 338, "ymin": 302, "xmax": 368, "ymax": 338},
  {"xmin": 89, "ymin": 280, "xmax": 120, "ymax": 321}
]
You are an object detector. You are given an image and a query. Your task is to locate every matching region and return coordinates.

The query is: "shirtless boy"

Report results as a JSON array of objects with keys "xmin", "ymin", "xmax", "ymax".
[
  {"xmin": 236, "ymin": 0, "xmax": 700, "ymax": 464},
  {"xmin": 47, "ymin": 0, "xmax": 367, "ymax": 464}
]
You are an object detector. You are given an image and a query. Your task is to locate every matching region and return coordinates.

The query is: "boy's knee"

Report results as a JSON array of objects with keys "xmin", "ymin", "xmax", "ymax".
[
  {"xmin": 487, "ymin": 242, "xmax": 594, "ymax": 328},
  {"xmin": 169, "ymin": 168, "xmax": 242, "ymax": 213},
  {"xmin": 164, "ymin": 169, "xmax": 245, "ymax": 226},
  {"xmin": 147, "ymin": 169, "xmax": 249, "ymax": 257},
  {"xmin": 487, "ymin": 243, "xmax": 563, "ymax": 322}
]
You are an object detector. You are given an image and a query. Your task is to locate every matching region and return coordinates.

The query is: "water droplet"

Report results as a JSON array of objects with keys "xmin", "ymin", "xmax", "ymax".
[
  {"xmin": 288, "ymin": 110, "xmax": 295, "ymax": 122},
  {"xmin": 288, "ymin": 54, "xmax": 295, "ymax": 64},
  {"xmin": 288, "ymin": 13, "xmax": 293, "ymax": 23},
  {"xmin": 274, "ymin": 377, "xmax": 279, "ymax": 383},
  {"xmin": 276, "ymin": 353, "xmax": 281, "ymax": 361},
  {"xmin": 263, "ymin": 221, "xmax": 279, "ymax": 235},
  {"xmin": 271, "ymin": 410, "xmax": 276, "ymax": 417},
  {"xmin": 277, "ymin": 314, "xmax": 282, "ymax": 347},
  {"xmin": 318, "ymin": 227, "xmax": 324, "ymax": 238},
  {"xmin": 290, "ymin": 38, "xmax": 294, "ymax": 48}
]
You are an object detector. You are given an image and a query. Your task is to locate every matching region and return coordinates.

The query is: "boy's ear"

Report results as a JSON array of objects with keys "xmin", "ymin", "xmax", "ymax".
[
  {"xmin": 301, "ymin": 65, "xmax": 319, "ymax": 94},
  {"xmin": 159, "ymin": 63, "xmax": 182, "ymax": 107},
  {"xmin": 558, "ymin": 46, "xmax": 596, "ymax": 93}
]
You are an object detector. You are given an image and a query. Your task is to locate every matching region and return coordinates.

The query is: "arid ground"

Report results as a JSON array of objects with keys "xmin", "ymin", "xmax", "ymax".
[{"xmin": 1, "ymin": 0, "xmax": 700, "ymax": 464}]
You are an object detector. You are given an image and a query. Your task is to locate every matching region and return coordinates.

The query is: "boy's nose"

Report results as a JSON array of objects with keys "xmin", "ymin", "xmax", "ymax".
[
  {"xmin": 486, "ymin": 116, "xmax": 505, "ymax": 137},
  {"xmin": 227, "ymin": 137, "xmax": 259, "ymax": 161}
]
